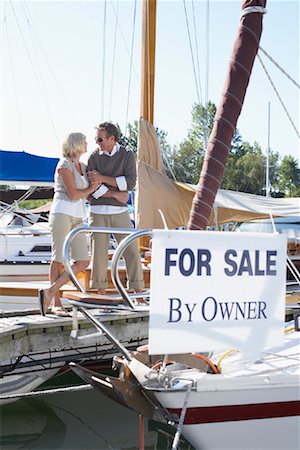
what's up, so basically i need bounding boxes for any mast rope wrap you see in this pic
[240,6,267,18]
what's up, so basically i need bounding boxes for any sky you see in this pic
[1,0,299,163]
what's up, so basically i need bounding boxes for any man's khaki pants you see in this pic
[90,211,144,290]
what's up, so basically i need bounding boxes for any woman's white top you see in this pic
[50,157,88,219]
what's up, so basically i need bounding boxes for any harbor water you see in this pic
[0,371,195,450]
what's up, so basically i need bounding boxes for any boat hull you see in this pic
[176,415,300,449]
[0,369,60,405]
[154,370,300,449]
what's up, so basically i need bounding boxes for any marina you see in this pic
[1,0,300,449]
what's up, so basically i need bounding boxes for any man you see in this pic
[87,121,144,296]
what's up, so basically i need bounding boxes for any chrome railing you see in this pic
[63,226,152,309]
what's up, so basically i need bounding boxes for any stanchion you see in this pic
[139,414,145,450]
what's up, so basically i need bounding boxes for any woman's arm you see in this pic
[59,168,99,201]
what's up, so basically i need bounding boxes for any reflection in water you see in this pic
[1,398,66,449]
[0,378,194,449]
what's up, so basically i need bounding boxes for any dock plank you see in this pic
[0,310,149,365]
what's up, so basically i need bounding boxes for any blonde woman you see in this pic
[38,132,99,316]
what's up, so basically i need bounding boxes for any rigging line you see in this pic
[183,0,201,105]
[108,0,119,119]
[20,1,61,141]
[109,1,139,85]
[124,0,137,135]
[22,1,80,129]
[191,0,203,105]
[203,0,210,151]
[9,1,59,145]
[0,187,36,217]
[3,17,25,149]
[259,46,300,90]
[257,53,300,139]
[100,0,107,121]
[205,0,210,106]
[162,149,177,181]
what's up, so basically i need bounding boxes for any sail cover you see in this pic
[188,0,267,230]
[178,183,300,224]
[0,149,58,186]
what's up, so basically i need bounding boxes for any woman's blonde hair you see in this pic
[62,132,86,158]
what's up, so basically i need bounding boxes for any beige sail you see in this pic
[136,118,194,229]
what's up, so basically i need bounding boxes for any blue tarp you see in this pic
[0,150,59,185]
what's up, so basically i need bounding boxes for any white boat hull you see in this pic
[178,416,300,449]
[155,381,300,449]
[0,368,60,405]
[149,331,300,449]
[0,262,50,282]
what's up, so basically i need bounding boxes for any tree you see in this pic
[163,102,217,183]
[164,140,203,183]
[275,155,300,197]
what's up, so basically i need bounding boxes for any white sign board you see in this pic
[149,230,287,357]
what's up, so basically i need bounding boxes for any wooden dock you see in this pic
[0,307,149,376]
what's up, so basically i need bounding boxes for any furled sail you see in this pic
[188,0,267,230]
[136,118,194,229]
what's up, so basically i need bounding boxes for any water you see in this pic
[0,372,194,450]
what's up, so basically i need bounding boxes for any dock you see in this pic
[0,307,149,376]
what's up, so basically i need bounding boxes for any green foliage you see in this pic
[122,103,298,198]
[274,155,300,197]
[19,199,50,210]
[164,140,203,183]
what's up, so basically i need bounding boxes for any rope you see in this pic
[3,14,24,149]
[22,2,79,129]
[100,0,107,121]
[191,0,203,105]
[240,6,267,19]
[0,383,93,401]
[124,0,137,134]
[108,0,119,119]
[257,53,300,139]
[171,382,192,450]
[10,2,59,145]
[183,0,201,105]
[109,2,139,85]
[205,0,210,106]
[259,46,300,90]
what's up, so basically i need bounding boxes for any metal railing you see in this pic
[62,226,152,309]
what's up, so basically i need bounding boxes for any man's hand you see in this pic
[113,190,129,203]
[102,189,128,203]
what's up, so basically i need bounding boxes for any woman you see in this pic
[38,132,99,316]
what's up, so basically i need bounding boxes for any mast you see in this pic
[188,0,267,230]
[140,0,157,123]
[266,101,271,197]
[136,0,157,234]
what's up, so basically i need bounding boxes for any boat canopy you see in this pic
[136,120,299,228]
[0,150,58,186]
[178,183,300,224]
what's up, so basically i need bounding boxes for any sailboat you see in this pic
[0,150,58,282]
[65,0,300,448]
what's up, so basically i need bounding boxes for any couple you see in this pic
[39,122,144,316]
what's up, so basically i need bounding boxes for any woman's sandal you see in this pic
[38,289,46,316]
[51,306,71,317]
